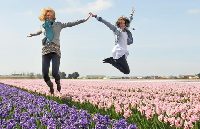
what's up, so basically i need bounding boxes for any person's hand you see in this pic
[85,13,92,21]
[27,34,33,37]
[89,12,97,18]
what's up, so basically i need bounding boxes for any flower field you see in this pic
[0,79,200,129]
[0,82,136,129]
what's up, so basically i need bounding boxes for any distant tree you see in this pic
[67,72,79,79]
[73,72,79,79]
[59,72,66,79]
[36,74,43,79]
[67,74,73,79]
[197,73,200,79]
[29,72,35,78]
[68,74,71,79]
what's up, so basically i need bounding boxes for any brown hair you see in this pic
[116,16,130,28]
[38,7,56,21]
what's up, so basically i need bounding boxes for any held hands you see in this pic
[89,12,97,18]
[85,13,92,21]
[85,12,97,21]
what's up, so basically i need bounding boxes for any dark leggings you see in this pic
[109,55,130,74]
[42,52,60,82]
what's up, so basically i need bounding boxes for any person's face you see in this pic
[45,11,54,21]
[119,19,126,30]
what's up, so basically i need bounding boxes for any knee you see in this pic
[43,73,49,78]
[52,71,60,79]
[42,73,50,82]
[52,72,58,78]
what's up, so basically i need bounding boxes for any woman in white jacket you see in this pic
[90,12,133,74]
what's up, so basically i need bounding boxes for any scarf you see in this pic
[42,20,54,42]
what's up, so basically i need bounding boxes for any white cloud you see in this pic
[187,9,200,15]
[86,0,113,12]
[57,0,113,14]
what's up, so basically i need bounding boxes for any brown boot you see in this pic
[55,80,61,92]
[46,80,54,94]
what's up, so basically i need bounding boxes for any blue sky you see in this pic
[0,0,200,76]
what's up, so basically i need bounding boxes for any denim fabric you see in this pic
[42,52,60,82]
[108,55,130,74]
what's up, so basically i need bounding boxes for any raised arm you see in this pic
[61,13,91,28]
[90,13,120,35]
[129,8,135,23]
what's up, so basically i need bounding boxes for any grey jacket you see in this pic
[31,19,86,46]
[96,17,133,45]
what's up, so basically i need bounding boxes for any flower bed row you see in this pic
[0,83,136,129]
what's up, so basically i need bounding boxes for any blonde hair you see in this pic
[38,7,56,21]
[116,16,130,28]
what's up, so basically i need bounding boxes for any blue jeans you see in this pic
[42,52,60,82]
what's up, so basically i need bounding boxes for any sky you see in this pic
[0,0,200,77]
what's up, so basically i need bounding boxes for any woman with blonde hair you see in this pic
[28,7,91,94]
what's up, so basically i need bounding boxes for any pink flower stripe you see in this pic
[1,79,200,129]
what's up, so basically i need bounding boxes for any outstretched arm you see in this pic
[27,30,42,37]
[90,12,120,35]
[61,13,92,28]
